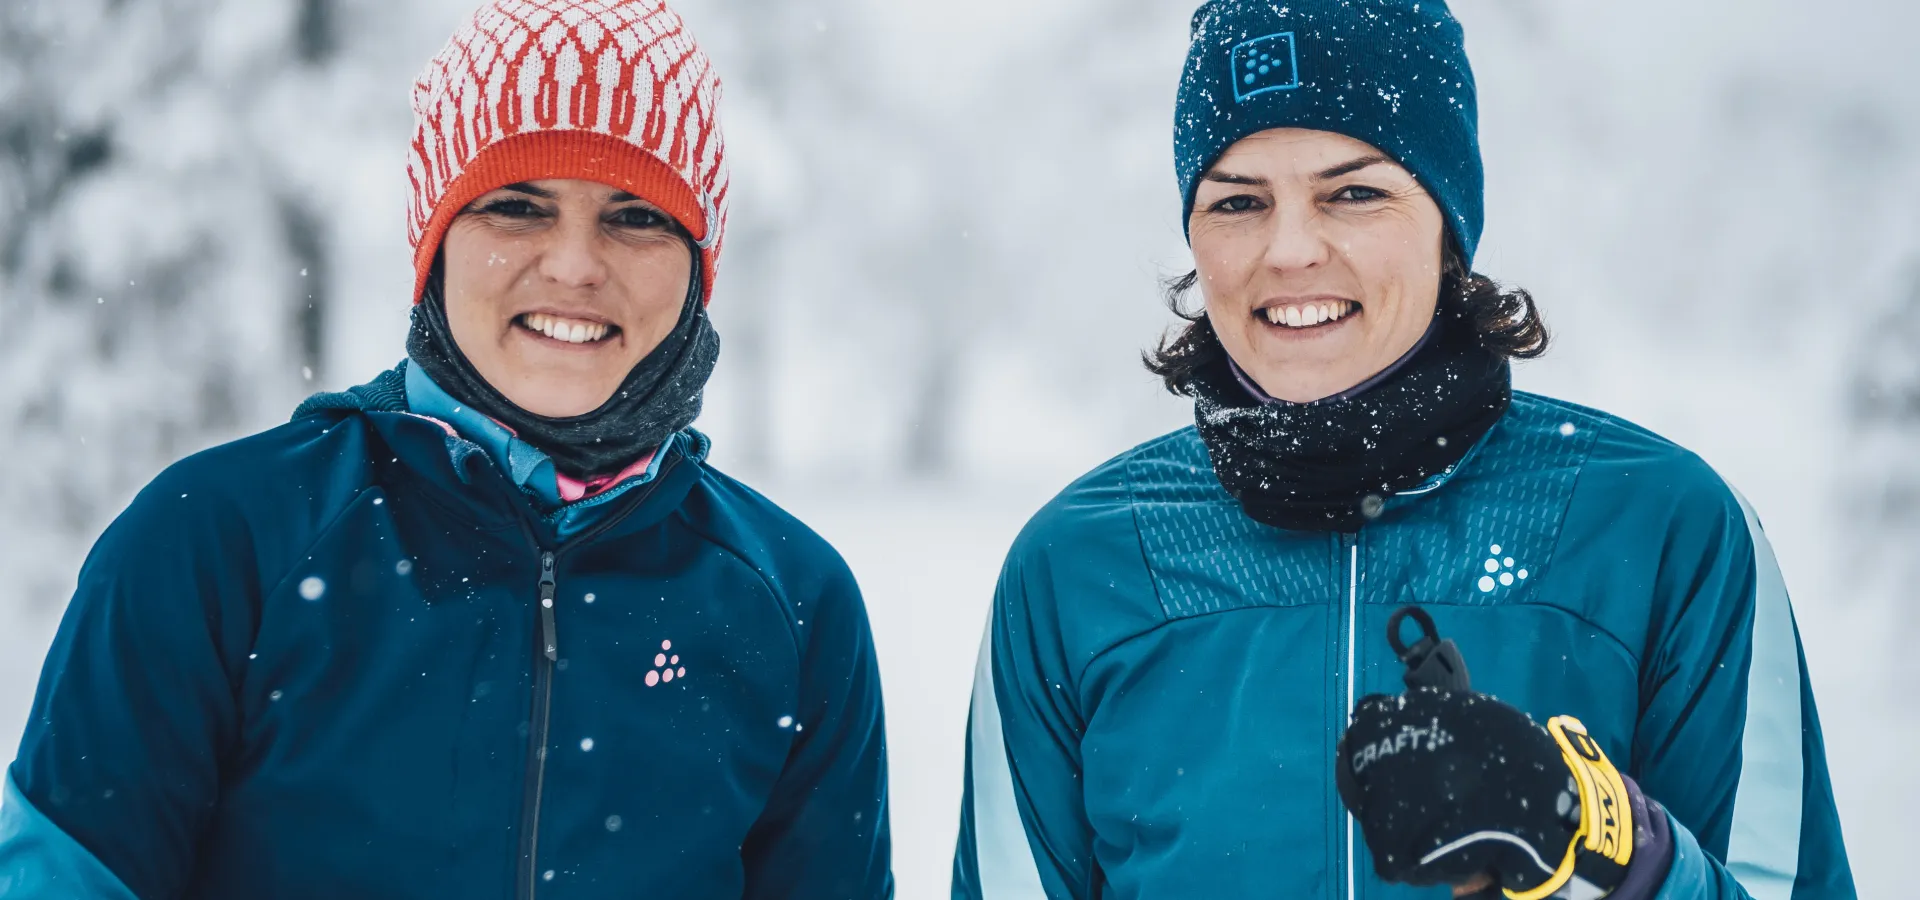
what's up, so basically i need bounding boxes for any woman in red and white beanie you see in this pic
[1,2,894,897]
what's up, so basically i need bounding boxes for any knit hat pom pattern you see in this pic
[407,0,728,302]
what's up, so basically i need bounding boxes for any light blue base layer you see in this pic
[0,767,135,899]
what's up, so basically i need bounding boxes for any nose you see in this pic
[1261,197,1332,273]
[535,212,609,289]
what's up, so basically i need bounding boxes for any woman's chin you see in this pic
[503,384,617,418]
[492,364,624,417]
[492,336,632,416]
[1237,350,1379,404]
[1238,321,1359,374]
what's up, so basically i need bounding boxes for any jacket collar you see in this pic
[1376,410,1496,519]
[295,363,709,546]
[401,361,678,515]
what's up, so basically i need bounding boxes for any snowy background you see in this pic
[2,0,1916,896]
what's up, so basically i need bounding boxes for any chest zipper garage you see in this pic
[514,458,678,900]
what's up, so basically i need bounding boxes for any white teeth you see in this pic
[1263,300,1359,328]
[520,313,610,344]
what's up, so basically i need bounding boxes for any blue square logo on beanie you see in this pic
[1231,32,1298,102]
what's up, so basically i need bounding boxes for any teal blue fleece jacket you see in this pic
[952,392,1852,900]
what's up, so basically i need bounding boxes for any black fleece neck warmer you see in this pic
[405,248,720,480]
[1188,308,1510,532]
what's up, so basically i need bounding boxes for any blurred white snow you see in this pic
[1,0,1915,896]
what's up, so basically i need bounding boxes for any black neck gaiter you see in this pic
[1187,308,1511,532]
[405,249,720,480]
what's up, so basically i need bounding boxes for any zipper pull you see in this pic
[1386,606,1472,693]
[538,551,559,662]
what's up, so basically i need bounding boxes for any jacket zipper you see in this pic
[538,552,559,661]
[515,552,558,896]
[514,456,680,900]
[1342,534,1360,900]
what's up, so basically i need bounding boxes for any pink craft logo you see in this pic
[646,640,685,687]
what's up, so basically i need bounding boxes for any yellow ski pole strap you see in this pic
[1503,716,1635,900]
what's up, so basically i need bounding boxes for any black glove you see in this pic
[1335,609,1637,900]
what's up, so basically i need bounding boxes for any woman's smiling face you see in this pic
[1188,128,1448,403]
[440,178,694,418]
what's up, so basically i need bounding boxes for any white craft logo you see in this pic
[1477,544,1529,593]
[1351,718,1454,774]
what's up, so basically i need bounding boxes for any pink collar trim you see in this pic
[555,449,658,503]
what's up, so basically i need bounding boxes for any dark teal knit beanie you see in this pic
[1175,0,1483,264]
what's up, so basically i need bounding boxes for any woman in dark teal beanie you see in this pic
[953,2,1855,899]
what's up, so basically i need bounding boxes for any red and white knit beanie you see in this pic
[407,0,728,304]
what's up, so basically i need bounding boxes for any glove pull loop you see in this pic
[1387,606,1473,693]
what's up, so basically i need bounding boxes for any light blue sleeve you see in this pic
[952,609,1064,900]
[1638,491,1855,900]
[951,541,1104,900]
[0,767,138,900]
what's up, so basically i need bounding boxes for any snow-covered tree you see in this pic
[0,0,342,609]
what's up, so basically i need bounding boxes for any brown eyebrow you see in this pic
[1201,154,1393,188]
[497,182,554,199]
[1201,171,1267,186]
[510,183,644,204]
[1314,154,1392,181]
